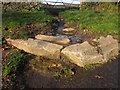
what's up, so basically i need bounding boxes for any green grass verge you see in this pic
[59,9,118,34]
[2,9,53,39]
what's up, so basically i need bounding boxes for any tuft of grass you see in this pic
[2,50,26,77]
[84,64,96,71]
[108,56,117,63]
[53,67,74,78]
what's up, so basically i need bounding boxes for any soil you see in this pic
[2,54,119,89]
[23,56,119,88]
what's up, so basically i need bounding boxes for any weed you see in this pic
[53,72,63,78]
[10,30,30,39]
[84,64,96,71]
[108,56,117,63]
[53,67,74,78]
[2,49,26,77]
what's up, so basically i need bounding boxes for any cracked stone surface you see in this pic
[61,35,119,67]
[6,38,63,60]
[61,41,104,67]
[97,35,119,62]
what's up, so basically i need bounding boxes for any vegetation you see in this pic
[2,2,119,88]
[2,49,26,77]
[59,2,118,35]
[81,2,118,12]
[84,64,96,71]
[53,67,74,78]
[2,9,53,39]
[3,2,41,11]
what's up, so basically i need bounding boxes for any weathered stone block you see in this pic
[35,34,70,45]
[97,35,119,62]
[6,38,63,60]
[61,41,103,67]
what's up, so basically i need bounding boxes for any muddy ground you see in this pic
[2,53,119,89]
[22,57,119,88]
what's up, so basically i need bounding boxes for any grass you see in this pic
[53,67,74,78]
[2,9,53,39]
[84,64,96,71]
[2,49,26,77]
[59,4,118,35]
[81,2,118,12]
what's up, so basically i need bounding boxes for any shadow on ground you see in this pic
[16,55,119,88]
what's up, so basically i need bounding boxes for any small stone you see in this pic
[71,72,74,75]
[62,28,76,35]
[63,28,75,32]
[51,64,57,67]
[57,64,62,67]
[35,34,70,45]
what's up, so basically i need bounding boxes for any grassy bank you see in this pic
[2,9,53,39]
[59,3,118,35]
